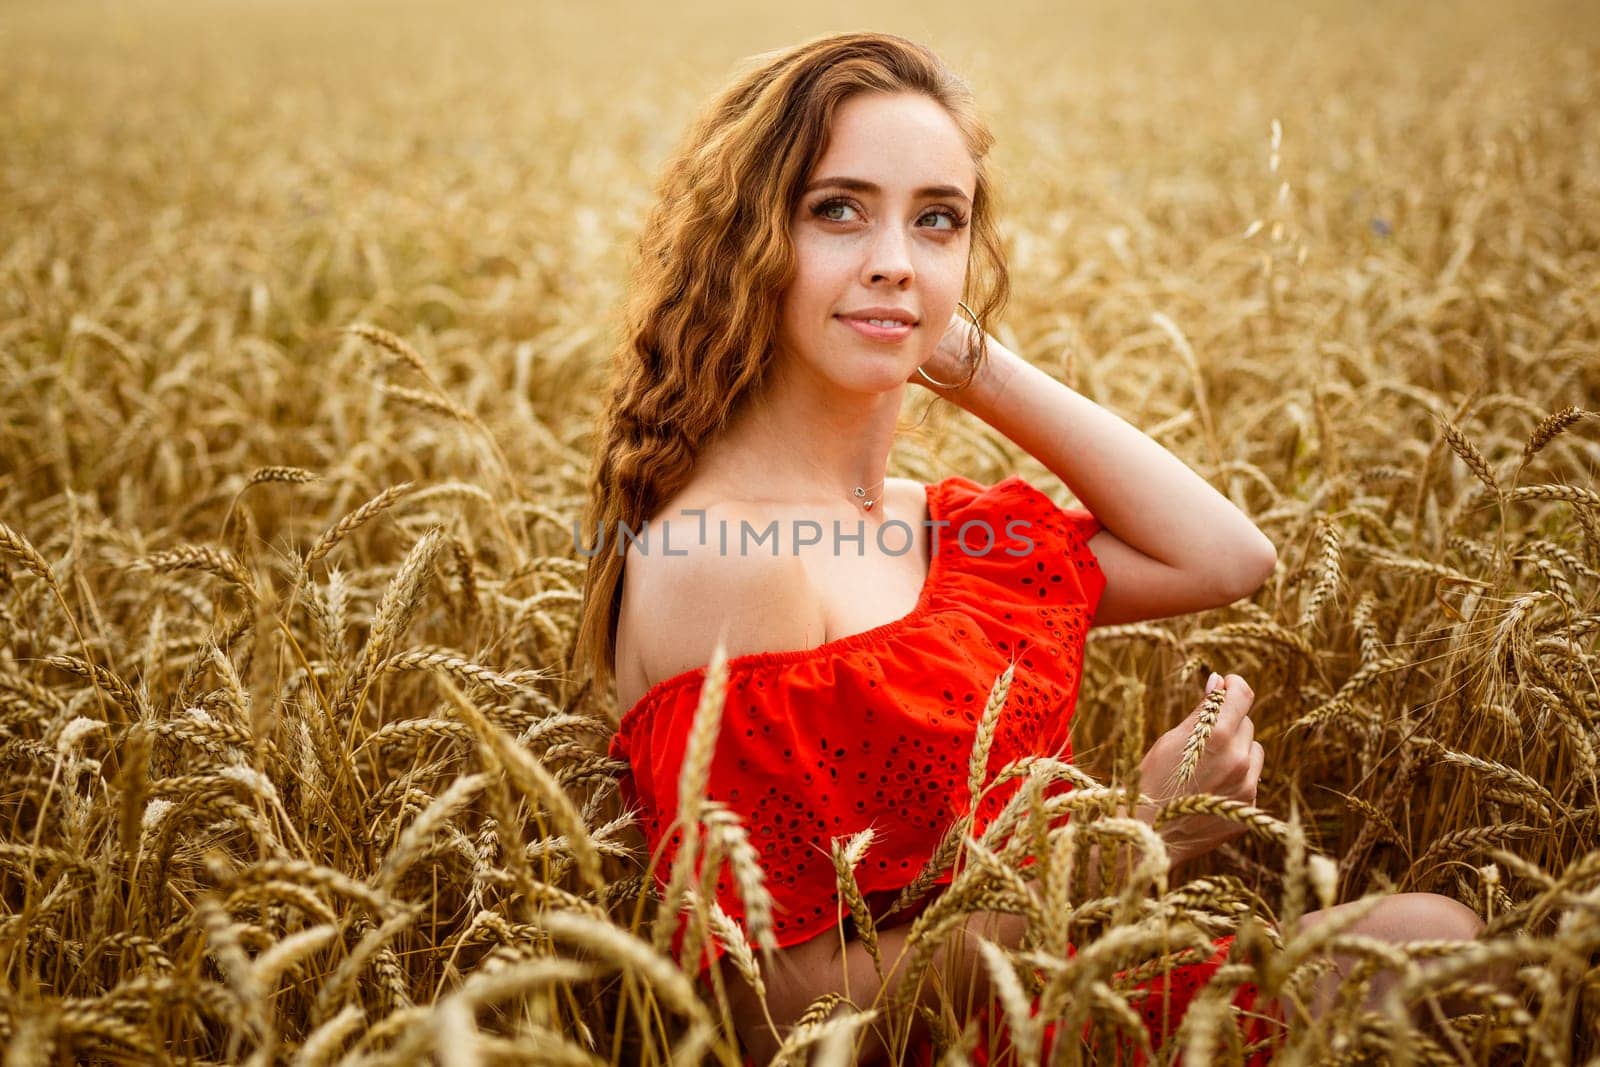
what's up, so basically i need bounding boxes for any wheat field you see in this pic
[1,0,1597,1063]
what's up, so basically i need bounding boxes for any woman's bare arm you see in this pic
[924,337,1277,626]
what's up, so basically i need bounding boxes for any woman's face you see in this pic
[775,90,977,395]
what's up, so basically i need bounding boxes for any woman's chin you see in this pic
[830,355,927,395]
[838,369,914,397]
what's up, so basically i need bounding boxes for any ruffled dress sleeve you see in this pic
[605,474,1105,983]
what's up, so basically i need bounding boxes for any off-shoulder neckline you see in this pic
[618,477,945,729]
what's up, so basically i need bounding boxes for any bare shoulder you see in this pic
[614,498,824,710]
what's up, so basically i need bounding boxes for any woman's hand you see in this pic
[1134,672,1265,867]
[906,304,984,392]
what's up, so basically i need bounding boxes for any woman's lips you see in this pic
[838,316,915,342]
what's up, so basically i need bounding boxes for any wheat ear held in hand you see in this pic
[1174,673,1229,790]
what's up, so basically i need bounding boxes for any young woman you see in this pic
[576,32,1483,1065]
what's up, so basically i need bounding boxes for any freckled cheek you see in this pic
[918,258,967,304]
[787,251,856,312]
[779,272,836,339]
[790,233,965,297]
[797,241,858,279]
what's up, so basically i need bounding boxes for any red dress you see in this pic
[608,475,1285,1064]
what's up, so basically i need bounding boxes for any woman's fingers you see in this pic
[1204,683,1255,752]
[1217,674,1254,734]
[1173,672,1263,799]
[1201,672,1252,702]
[1222,716,1255,783]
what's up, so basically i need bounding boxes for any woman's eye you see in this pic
[920,208,966,230]
[810,198,967,230]
[814,199,860,222]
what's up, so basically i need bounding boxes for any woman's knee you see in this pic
[1372,892,1483,942]
[1295,892,1483,944]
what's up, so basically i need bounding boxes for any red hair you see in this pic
[574,32,1010,692]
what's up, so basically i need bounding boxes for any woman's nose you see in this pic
[862,224,914,286]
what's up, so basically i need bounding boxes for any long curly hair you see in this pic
[573,31,1011,694]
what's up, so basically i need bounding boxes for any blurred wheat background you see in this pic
[2,0,1597,1062]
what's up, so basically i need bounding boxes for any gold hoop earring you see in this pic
[915,301,983,390]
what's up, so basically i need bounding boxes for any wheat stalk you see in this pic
[1413,824,1535,879]
[1439,417,1500,494]
[703,802,778,955]
[346,323,432,377]
[829,827,884,980]
[375,646,547,699]
[1505,483,1600,508]
[1299,516,1344,629]
[0,521,63,593]
[1522,406,1591,462]
[303,481,418,569]
[6,19,1600,1064]
[441,680,604,894]
[650,640,730,959]
[333,526,445,722]
[975,936,1041,1063]
[967,661,1014,808]
[1173,685,1228,790]
[139,546,257,600]
[536,910,713,1027]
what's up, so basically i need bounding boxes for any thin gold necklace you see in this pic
[852,478,886,512]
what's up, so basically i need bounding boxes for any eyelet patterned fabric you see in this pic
[607,474,1285,1062]
[609,475,1098,961]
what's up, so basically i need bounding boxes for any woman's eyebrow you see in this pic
[804,176,972,203]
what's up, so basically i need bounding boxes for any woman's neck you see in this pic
[697,360,905,507]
